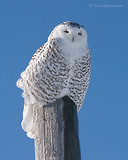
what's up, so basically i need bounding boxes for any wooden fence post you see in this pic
[33,96,81,160]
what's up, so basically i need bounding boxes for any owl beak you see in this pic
[72,36,75,42]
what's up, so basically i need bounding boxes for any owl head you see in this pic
[48,22,87,46]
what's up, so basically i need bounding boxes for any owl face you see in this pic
[49,22,87,45]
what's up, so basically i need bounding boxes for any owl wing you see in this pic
[69,47,91,111]
[17,39,68,106]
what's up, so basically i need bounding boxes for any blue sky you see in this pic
[0,0,128,160]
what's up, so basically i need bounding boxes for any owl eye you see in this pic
[78,32,82,36]
[64,30,69,33]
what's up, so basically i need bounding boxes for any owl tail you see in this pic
[21,103,34,139]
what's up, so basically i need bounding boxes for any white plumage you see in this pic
[17,22,91,138]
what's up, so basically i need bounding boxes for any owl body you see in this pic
[17,22,91,138]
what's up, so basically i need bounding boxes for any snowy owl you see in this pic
[17,22,91,138]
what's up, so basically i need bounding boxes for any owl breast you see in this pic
[59,44,89,99]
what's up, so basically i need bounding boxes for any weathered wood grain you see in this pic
[33,96,81,160]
